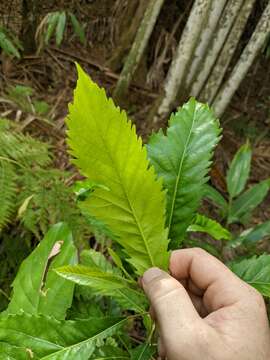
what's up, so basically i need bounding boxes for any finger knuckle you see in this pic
[252,289,265,307]
[192,247,207,256]
[149,277,181,303]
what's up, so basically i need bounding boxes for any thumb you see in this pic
[142,268,201,351]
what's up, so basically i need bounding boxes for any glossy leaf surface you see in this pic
[148,99,221,248]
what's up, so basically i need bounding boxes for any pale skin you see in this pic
[142,248,270,360]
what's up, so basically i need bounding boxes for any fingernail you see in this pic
[143,267,163,284]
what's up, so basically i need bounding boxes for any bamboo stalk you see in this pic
[213,1,270,117]
[152,0,211,123]
[185,0,228,89]
[113,0,165,105]
[190,0,245,98]
[200,0,256,103]
[107,1,149,71]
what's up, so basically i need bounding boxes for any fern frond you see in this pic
[147,99,221,248]
[0,131,51,168]
[17,168,90,239]
[66,64,169,274]
[0,160,17,230]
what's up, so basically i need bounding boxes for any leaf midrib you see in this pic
[167,107,196,234]
[94,119,155,268]
[41,318,127,359]
[116,288,146,313]
[137,342,149,360]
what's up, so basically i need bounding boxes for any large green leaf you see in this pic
[147,99,221,248]
[66,64,169,274]
[7,223,77,320]
[130,343,156,359]
[228,180,270,224]
[56,265,147,313]
[226,142,251,199]
[0,313,126,359]
[228,221,270,248]
[230,254,270,297]
[188,214,231,241]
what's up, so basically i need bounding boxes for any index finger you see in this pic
[170,248,255,312]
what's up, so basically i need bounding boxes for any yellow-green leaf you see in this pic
[66,64,169,274]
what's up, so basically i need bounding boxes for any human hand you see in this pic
[142,248,270,360]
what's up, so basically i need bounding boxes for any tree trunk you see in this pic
[113,0,165,106]
[152,0,211,123]
[21,0,40,53]
[200,0,256,104]
[213,1,270,117]
[190,0,245,98]
[185,0,228,90]
[107,0,148,71]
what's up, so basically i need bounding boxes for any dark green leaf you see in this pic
[230,254,270,297]
[147,98,221,248]
[228,180,270,224]
[226,142,251,199]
